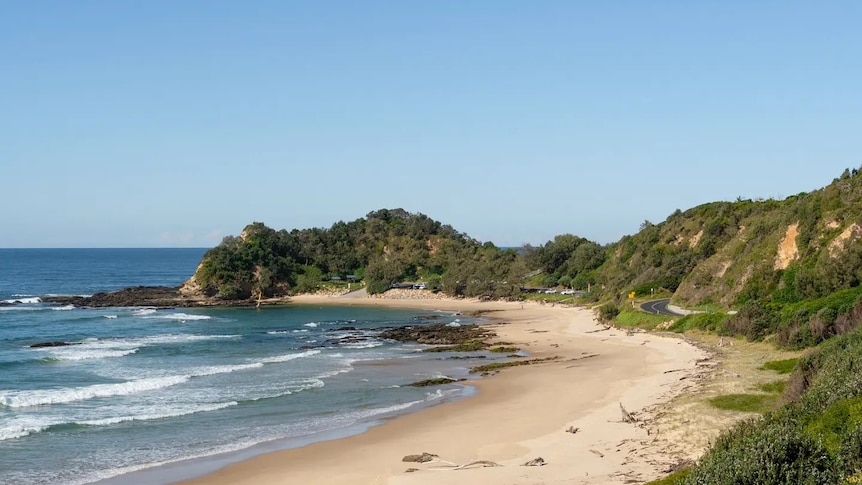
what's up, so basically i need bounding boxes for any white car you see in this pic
[560,289,575,295]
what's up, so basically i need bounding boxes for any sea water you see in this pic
[0,249,489,484]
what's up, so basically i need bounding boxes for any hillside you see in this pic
[594,168,862,304]
[181,209,526,301]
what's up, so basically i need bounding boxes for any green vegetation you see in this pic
[709,393,779,414]
[761,358,799,375]
[522,234,604,291]
[614,308,674,329]
[192,209,530,300]
[185,163,862,483]
[657,325,862,484]
[758,380,787,394]
[667,312,732,333]
[644,468,691,485]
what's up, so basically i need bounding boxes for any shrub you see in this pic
[598,302,620,322]
[684,416,838,484]
[669,313,731,333]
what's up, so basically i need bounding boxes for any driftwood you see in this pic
[620,403,637,424]
[565,353,600,368]
[566,426,580,434]
[721,369,741,378]
[590,449,605,458]
[452,460,501,470]
[523,457,546,466]
[586,326,611,334]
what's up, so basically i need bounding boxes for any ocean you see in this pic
[0,249,489,485]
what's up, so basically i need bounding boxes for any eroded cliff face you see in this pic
[178,262,206,298]
[774,223,800,270]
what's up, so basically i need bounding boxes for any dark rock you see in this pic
[523,457,546,466]
[329,336,367,345]
[30,341,80,348]
[41,286,209,308]
[378,324,494,346]
[407,377,465,387]
[413,315,438,321]
[330,326,357,331]
[299,345,325,350]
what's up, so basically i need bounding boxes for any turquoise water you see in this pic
[0,249,488,484]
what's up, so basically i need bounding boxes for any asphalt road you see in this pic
[640,298,684,316]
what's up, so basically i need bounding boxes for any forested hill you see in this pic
[594,168,862,308]
[183,167,862,347]
[181,209,527,300]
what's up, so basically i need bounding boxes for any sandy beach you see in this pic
[177,294,709,485]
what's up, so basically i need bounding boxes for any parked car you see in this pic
[560,289,575,295]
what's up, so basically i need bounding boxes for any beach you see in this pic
[177,294,708,485]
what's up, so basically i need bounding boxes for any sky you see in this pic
[1,1,860,248]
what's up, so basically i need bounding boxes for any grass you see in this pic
[758,380,787,394]
[614,308,676,329]
[644,468,691,485]
[708,393,778,414]
[760,357,798,374]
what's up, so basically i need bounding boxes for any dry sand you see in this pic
[177,294,710,485]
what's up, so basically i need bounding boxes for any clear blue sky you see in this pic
[2,1,859,248]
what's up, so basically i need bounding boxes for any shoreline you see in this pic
[169,294,709,485]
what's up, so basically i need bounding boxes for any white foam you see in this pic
[104,315,118,319]
[356,399,423,418]
[3,297,41,304]
[130,334,240,345]
[266,330,288,335]
[145,313,212,321]
[52,304,75,311]
[188,363,264,377]
[258,350,321,364]
[77,401,239,427]
[0,416,55,441]
[425,388,461,401]
[42,347,139,362]
[303,322,318,328]
[446,321,461,327]
[0,376,189,408]
[132,308,157,316]
[63,438,264,485]
[341,340,384,349]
